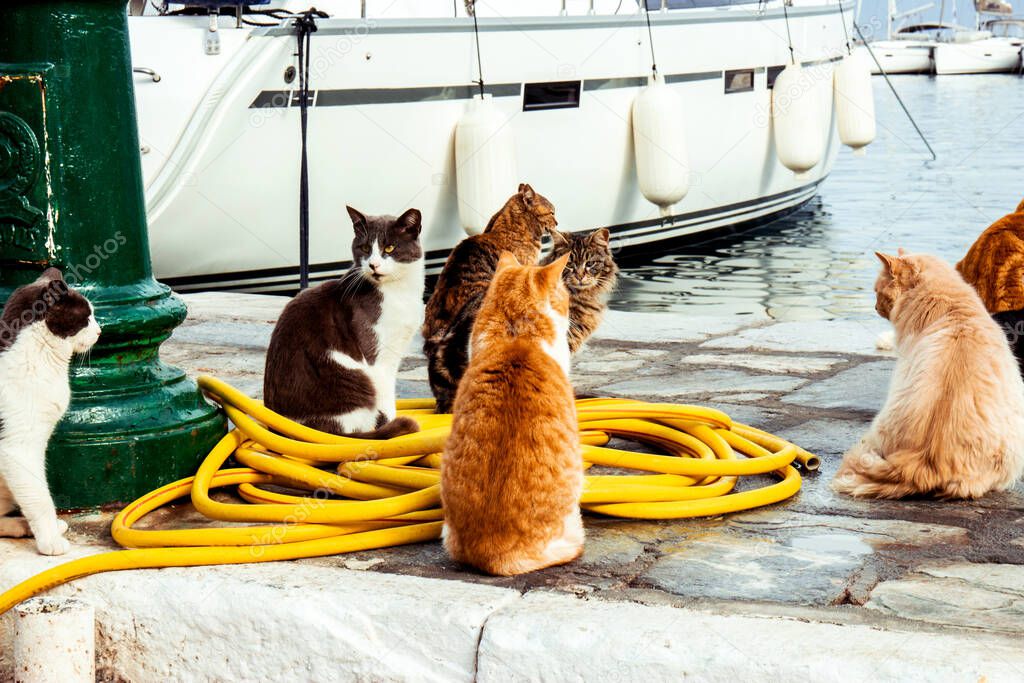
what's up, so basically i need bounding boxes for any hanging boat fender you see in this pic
[833,50,876,156]
[771,63,825,178]
[454,94,518,235]
[631,73,690,217]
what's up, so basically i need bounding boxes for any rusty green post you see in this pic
[0,0,227,507]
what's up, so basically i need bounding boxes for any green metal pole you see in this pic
[0,0,227,508]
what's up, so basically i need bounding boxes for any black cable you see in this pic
[643,3,659,78]
[469,0,485,98]
[854,21,936,160]
[782,0,795,65]
[837,0,852,55]
[295,9,319,290]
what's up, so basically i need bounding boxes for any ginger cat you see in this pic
[956,199,1024,373]
[834,251,1024,499]
[422,184,558,413]
[956,199,1024,314]
[441,251,583,576]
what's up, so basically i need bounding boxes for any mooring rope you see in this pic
[469,0,486,99]
[643,2,660,78]
[781,0,796,65]
[294,10,319,290]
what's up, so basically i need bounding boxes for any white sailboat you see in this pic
[858,0,1023,74]
[129,0,861,293]
[856,1,937,74]
[932,0,1023,73]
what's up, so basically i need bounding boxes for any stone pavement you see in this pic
[2,293,1023,681]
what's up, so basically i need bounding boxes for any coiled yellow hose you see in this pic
[0,376,817,615]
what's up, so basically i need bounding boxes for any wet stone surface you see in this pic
[59,293,1024,637]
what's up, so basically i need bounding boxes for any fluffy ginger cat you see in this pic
[834,251,1024,499]
[441,251,583,576]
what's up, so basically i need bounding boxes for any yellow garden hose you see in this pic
[0,375,817,615]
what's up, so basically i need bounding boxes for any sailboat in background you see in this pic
[932,0,1023,73]
[856,0,938,74]
[858,0,1023,74]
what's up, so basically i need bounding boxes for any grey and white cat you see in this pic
[263,206,425,437]
[0,269,101,555]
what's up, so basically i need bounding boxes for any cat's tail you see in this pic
[346,416,420,440]
[832,448,919,499]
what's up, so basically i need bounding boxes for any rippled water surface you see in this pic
[611,76,1024,321]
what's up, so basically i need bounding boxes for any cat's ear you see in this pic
[540,252,570,289]
[496,251,520,272]
[549,229,570,251]
[37,268,64,283]
[875,251,897,274]
[897,247,907,257]
[589,228,610,249]
[396,208,422,238]
[518,183,535,206]
[346,206,367,234]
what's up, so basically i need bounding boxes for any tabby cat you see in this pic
[441,251,583,575]
[956,199,1024,372]
[0,269,101,555]
[264,207,423,437]
[422,184,557,413]
[834,251,1024,499]
[541,228,618,353]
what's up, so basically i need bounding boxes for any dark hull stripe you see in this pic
[247,57,841,111]
[164,181,821,295]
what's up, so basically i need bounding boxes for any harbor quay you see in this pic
[1,293,1022,681]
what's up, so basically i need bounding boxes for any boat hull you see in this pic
[130,5,849,294]
[857,42,934,74]
[933,38,1022,74]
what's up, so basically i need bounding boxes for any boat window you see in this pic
[724,69,754,94]
[523,81,582,111]
[766,66,786,89]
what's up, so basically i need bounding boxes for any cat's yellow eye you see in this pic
[384,245,395,254]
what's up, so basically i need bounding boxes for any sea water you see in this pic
[612,75,1024,321]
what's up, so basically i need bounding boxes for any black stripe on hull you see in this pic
[164,181,822,295]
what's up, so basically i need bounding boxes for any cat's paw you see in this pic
[875,330,896,351]
[34,533,71,556]
[28,517,72,555]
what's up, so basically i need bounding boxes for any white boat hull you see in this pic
[933,38,1022,74]
[857,41,934,74]
[130,2,850,293]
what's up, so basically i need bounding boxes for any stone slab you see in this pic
[0,542,519,682]
[477,592,1024,682]
[180,292,288,324]
[599,369,807,399]
[592,311,765,344]
[679,352,846,374]
[866,563,1024,634]
[781,361,894,412]
[639,511,967,605]
[701,320,890,356]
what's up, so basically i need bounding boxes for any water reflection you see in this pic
[612,75,1024,321]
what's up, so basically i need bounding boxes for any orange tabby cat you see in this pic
[956,199,1024,313]
[834,251,1024,499]
[441,251,582,576]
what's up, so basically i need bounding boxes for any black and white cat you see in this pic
[0,269,101,555]
[264,206,425,437]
